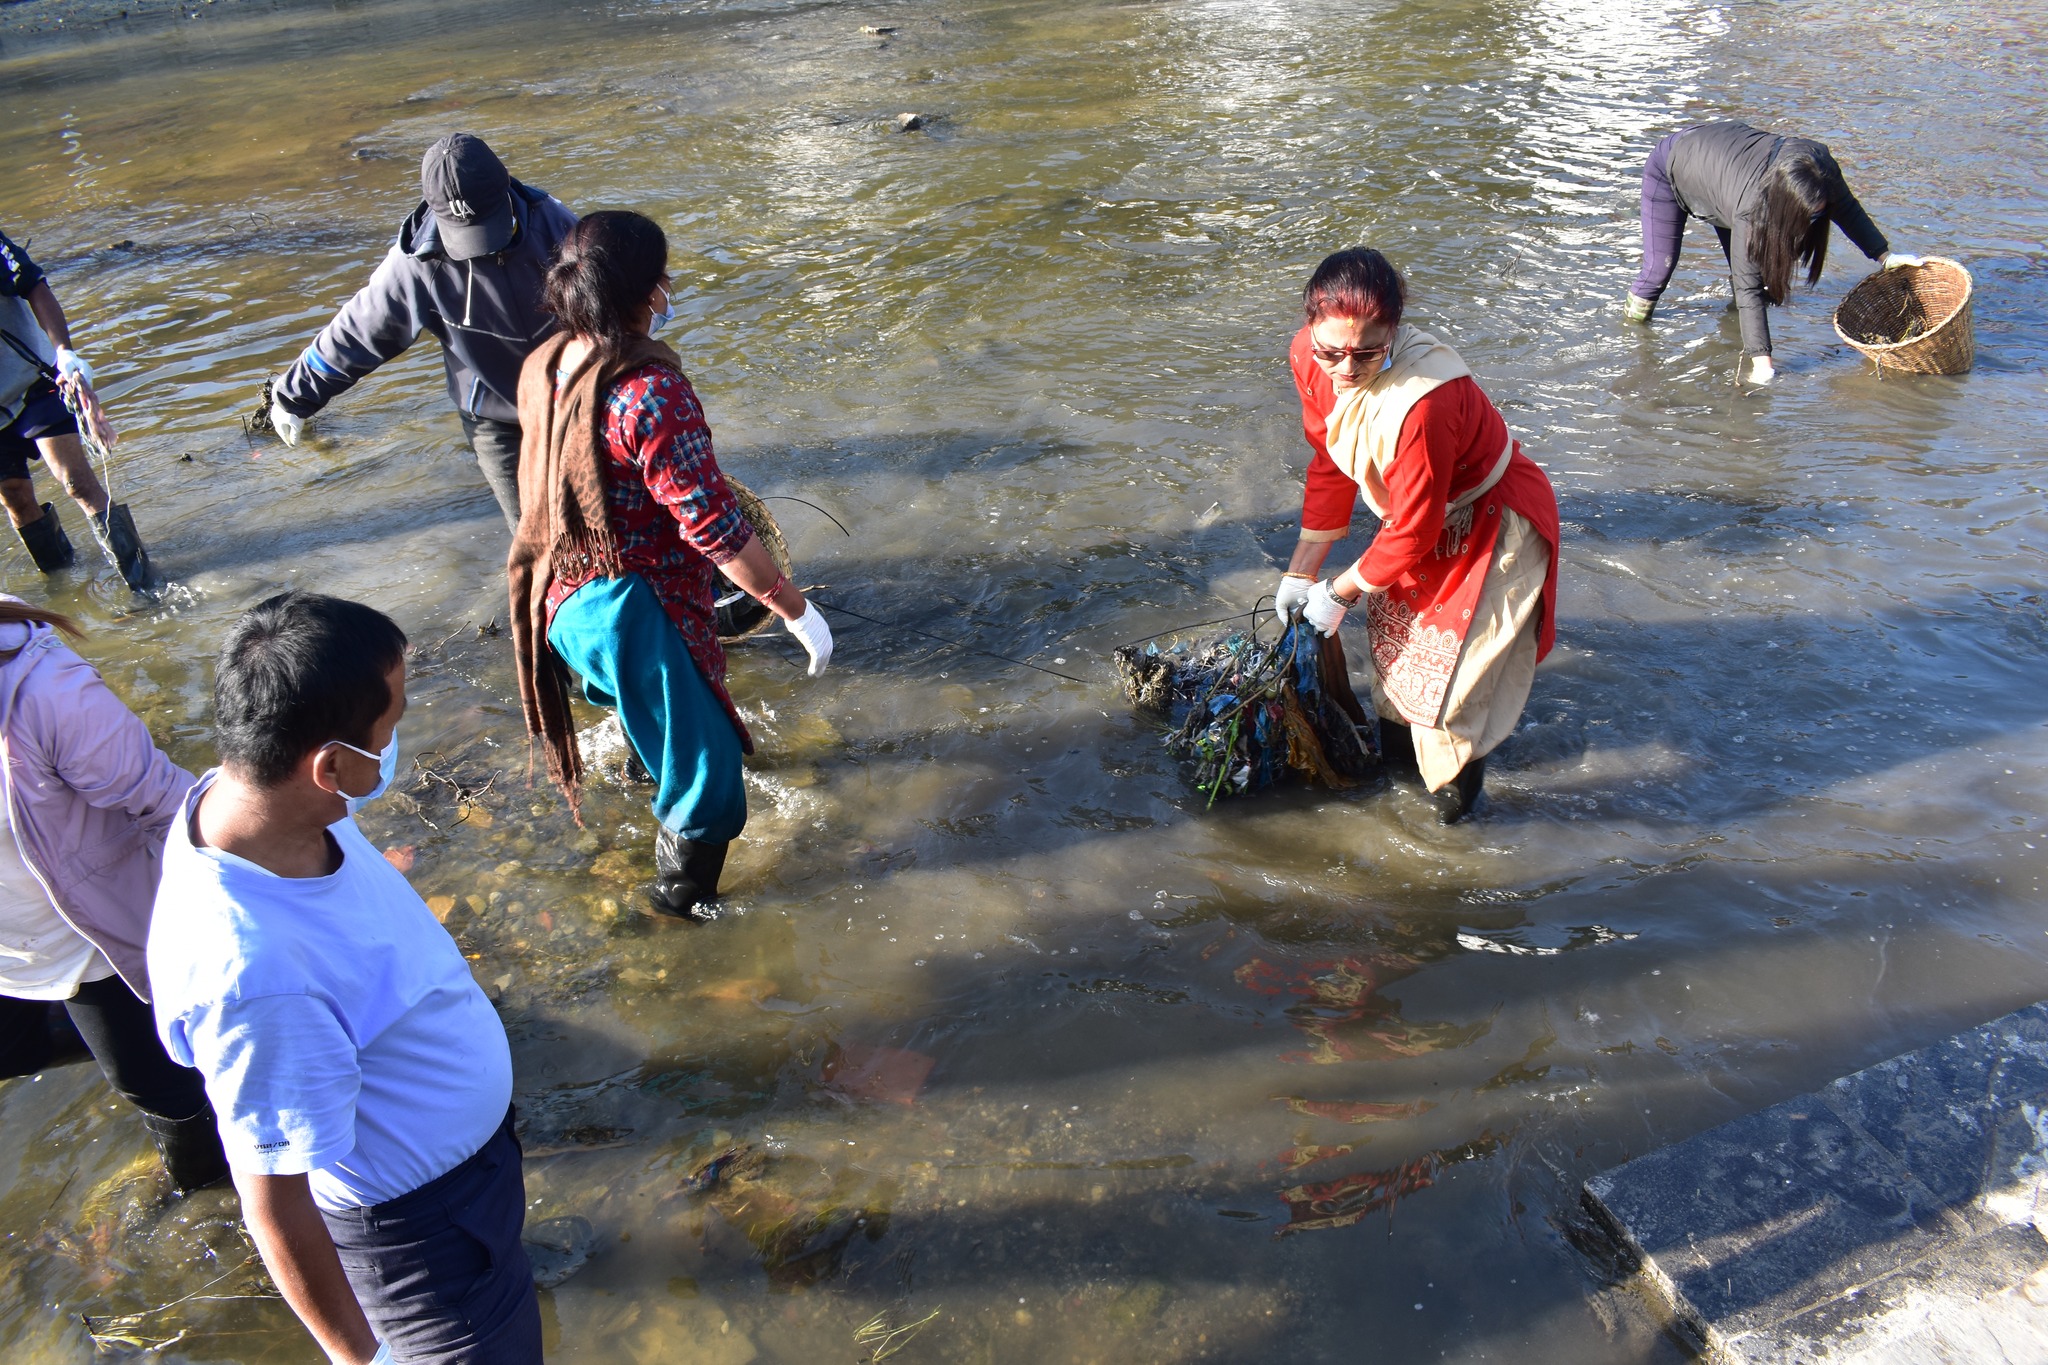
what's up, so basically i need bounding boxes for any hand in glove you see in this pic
[53,347,92,391]
[1744,354,1775,386]
[1302,579,1356,637]
[1881,252,1925,270]
[52,349,117,446]
[783,601,833,676]
[1274,573,1314,619]
[270,400,305,446]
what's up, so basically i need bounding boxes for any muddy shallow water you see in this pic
[2,0,2045,1360]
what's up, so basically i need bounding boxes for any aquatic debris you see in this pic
[522,1215,596,1289]
[1456,924,1638,956]
[80,1252,275,1353]
[680,1143,895,1288]
[822,1041,936,1107]
[855,1306,941,1362]
[1276,1156,1438,1237]
[1275,1096,1436,1125]
[1113,619,1374,804]
[896,112,924,131]
[687,1144,765,1193]
[240,376,280,437]
[1274,1130,1503,1237]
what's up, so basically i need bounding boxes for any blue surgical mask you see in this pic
[329,729,400,815]
[648,285,674,337]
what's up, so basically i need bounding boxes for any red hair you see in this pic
[1303,247,1406,327]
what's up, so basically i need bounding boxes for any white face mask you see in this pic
[648,284,674,337]
[327,729,400,815]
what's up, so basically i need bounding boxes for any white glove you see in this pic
[783,601,833,676]
[1881,252,1925,270]
[1623,293,1655,323]
[53,347,92,388]
[1745,354,1775,385]
[1274,574,1314,619]
[1302,579,1353,637]
[270,400,304,446]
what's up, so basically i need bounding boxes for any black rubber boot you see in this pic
[1431,755,1487,825]
[141,1106,230,1195]
[1378,716,1421,776]
[16,503,75,571]
[90,503,154,593]
[649,824,730,921]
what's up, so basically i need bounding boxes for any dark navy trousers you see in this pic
[319,1110,542,1364]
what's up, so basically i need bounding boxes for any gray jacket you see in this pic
[0,228,55,426]
[1667,121,1889,355]
[273,180,577,427]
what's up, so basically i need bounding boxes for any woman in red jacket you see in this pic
[1274,249,1560,823]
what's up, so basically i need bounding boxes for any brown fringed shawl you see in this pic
[507,330,683,821]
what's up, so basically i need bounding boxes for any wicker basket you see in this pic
[714,476,794,641]
[1832,257,1974,375]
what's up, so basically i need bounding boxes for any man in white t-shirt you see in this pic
[148,592,539,1365]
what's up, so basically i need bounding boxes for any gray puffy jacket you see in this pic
[273,180,577,426]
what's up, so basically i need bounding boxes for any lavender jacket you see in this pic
[0,614,194,1001]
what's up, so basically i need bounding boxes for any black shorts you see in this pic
[0,380,77,482]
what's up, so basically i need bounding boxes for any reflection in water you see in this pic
[1276,1131,1504,1237]
[2,0,2045,1360]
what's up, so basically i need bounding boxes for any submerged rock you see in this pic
[896,111,925,131]
[523,1214,596,1289]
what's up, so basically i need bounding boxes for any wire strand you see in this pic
[809,594,1096,686]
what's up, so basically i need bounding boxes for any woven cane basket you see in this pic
[1833,257,1974,375]
[714,476,793,641]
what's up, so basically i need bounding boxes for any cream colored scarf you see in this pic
[1321,323,1470,518]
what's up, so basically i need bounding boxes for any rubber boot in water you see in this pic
[1431,755,1487,825]
[1378,716,1421,776]
[90,503,154,593]
[141,1105,230,1195]
[16,503,75,572]
[650,824,729,921]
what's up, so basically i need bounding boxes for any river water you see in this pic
[2,0,2044,1359]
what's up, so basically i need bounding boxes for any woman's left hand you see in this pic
[1302,579,1354,637]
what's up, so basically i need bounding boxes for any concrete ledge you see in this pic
[1583,1002,2048,1362]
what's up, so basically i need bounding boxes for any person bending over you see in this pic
[1623,119,1920,383]
[265,133,576,531]
[1273,248,1561,824]
[508,210,832,919]
[149,592,539,1365]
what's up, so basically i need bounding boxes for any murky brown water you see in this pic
[2,0,2045,1359]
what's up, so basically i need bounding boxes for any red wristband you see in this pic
[750,572,789,605]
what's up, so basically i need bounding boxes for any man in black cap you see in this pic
[265,133,576,531]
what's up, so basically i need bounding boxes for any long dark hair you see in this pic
[541,211,668,366]
[0,600,83,641]
[1752,152,1838,305]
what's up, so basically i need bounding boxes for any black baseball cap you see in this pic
[421,132,515,260]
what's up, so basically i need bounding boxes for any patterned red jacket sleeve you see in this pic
[626,368,755,566]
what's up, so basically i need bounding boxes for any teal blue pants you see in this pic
[547,575,747,843]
